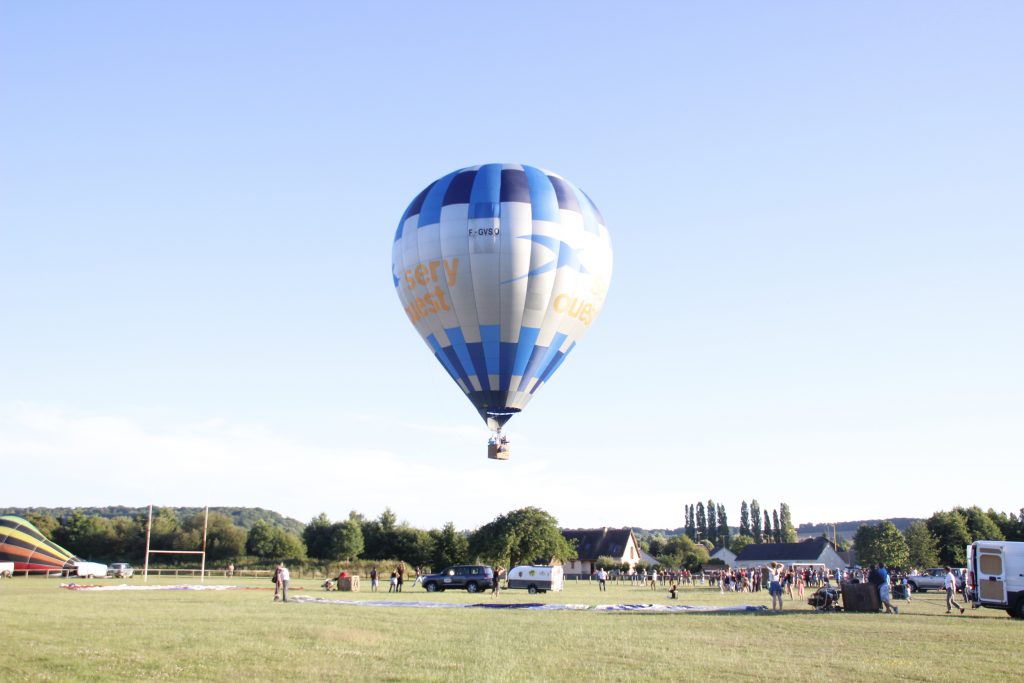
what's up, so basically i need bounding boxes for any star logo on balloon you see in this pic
[501,234,588,284]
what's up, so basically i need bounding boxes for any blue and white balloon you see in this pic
[391,164,613,431]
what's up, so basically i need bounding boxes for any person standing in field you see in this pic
[370,566,379,592]
[768,563,784,611]
[945,566,965,615]
[491,565,504,597]
[389,570,398,592]
[274,562,290,603]
[596,567,608,591]
[878,564,898,615]
[396,563,405,593]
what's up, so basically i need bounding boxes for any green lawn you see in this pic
[1,575,1019,681]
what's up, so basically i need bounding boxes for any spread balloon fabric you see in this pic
[392,164,613,430]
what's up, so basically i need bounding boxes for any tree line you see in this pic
[682,499,798,552]
[854,505,1024,569]
[13,506,577,572]
[3,506,305,536]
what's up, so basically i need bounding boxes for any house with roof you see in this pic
[732,537,846,572]
[709,546,737,567]
[561,527,642,577]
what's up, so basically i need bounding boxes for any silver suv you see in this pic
[907,568,963,593]
[421,565,494,593]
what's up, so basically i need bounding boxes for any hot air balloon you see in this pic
[391,164,613,459]
[0,515,105,577]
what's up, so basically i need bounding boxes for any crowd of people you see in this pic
[587,563,967,615]
[590,565,842,595]
[275,559,969,617]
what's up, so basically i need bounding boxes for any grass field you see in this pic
[1,575,1020,681]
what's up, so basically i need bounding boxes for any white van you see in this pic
[506,565,563,594]
[967,540,1024,618]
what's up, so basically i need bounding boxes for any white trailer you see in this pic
[506,565,563,594]
[74,561,108,579]
[967,540,1024,618]
[0,561,13,578]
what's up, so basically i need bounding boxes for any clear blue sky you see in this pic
[2,2,1021,531]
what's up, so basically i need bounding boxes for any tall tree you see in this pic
[303,513,336,563]
[730,534,755,556]
[772,510,782,543]
[24,512,60,539]
[377,507,398,533]
[696,503,707,542]
[854,521,910,568]
[53,510,113,561]
[646,535,666,556]
[955,506,1005,541]
[763,510,772,543]
[331,513,365,562]
[655,534,710,572]
[146,507,182,553]
[468,507,576,568]
[246,520,306,562]
[389,525,432,566]
[707,500,718,546]
[903,520,940,568]
[717,504,730,547]
[178,511,245,564]
[108,516,144,562]
[685,505,696,540]
[750,500,762,544]
[986,509,1024,541]
[927,510,972,566]
[429,522,469,569]
[778,503,797,543]
[739,501,751,538]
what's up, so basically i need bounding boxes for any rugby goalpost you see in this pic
[143,504,208,583]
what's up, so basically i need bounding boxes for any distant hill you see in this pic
[798,518,921,542]
[0,506,305,536]
[633,527,687,538]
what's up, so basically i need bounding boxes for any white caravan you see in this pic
[967,540,1024,618]
[506,565,563,594]
[73,561,108,578]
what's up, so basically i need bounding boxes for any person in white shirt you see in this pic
[595,567,607,591]
[275,562,290,603]
[944,566,964,615]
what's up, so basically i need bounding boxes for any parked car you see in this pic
[108,562,134,578]
[421,565,493,593]
[907,568,964,593]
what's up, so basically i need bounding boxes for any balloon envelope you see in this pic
[392,164,613,430]
[0,515,79,572]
